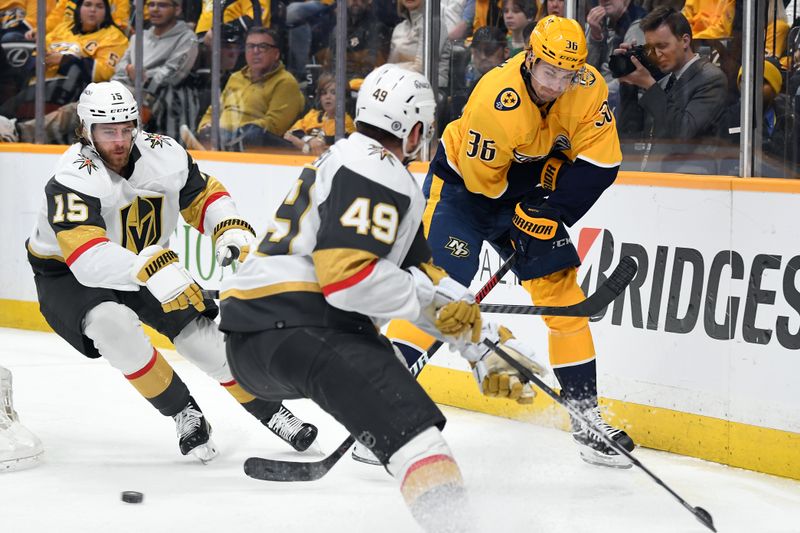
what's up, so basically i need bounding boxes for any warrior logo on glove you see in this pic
[511,205,558,239]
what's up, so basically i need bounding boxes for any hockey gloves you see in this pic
[456,323,547,404]
[212,218,256,267]
[133,245,205,313]
[410,262,482,343]
[509,201,566,260]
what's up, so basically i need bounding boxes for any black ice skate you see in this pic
[572,406,635,469]
[264,405,318,452]
[173,398,218,463]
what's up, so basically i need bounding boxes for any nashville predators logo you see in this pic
[73,155,98,174]
[576,68,596,87]
[144,132,171,149]
[120,196,163,253]
[445,236,470,258]
[494,88,520,111]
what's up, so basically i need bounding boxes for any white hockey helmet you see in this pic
[355,65,436,159]
[76,80,139,149]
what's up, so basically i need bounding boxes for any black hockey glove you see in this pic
[509,201,569,260]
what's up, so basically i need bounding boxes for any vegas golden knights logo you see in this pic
[120,196,163,252]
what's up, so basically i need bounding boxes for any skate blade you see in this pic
[351,449,381,466]
[0,450,43,472]
[577,445,633,469]
[190,440,219,464]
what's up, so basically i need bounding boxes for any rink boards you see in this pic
[1,144,798,481]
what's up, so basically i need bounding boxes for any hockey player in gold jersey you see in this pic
[26,81,318,462]
[388,15,636,468]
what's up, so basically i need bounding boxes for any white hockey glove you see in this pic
[455,323,546,404]
[409,263,481,343]
[132,245,205,313]
[212,218,256,267]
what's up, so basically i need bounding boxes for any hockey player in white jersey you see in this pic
[0,366,43,472]
[219,65,546,532]
[25,81,318,462]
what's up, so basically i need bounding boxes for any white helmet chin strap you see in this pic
[401,122,428,161]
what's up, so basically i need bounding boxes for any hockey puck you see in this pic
[121,491,144,504]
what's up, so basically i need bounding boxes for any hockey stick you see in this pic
[478,255,638,317]
[484,338,717,533]
[243,254,518,482]
[202,254,518,304]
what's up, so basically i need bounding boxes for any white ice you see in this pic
[1,327,799,533]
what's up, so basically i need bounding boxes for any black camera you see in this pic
[608,45,655,78]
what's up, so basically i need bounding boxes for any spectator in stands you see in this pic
[180,27,304,151]
[283,72,355,155]
[720,60,796,174]
[388,0,451,90]
[112,0,198,140]
[447,25,507,121]
[682,0,735,40]
[195,0,270,44]
[285,0,336,80]
[0,102,78,144]
[765,0,789,58]
[317,0,391,82]
[464,25,508,89]
[536,0,563,19]
[27,0,129,39]
[0,0,128,119]
[586,0,646,111]
[471,0,504,32]
[616,6,727,173]
[502,0,535,57]
[0,0,42,42]
[442,0,474,41]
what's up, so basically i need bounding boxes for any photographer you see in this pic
[585,0,646,111]
[613,6,727,173]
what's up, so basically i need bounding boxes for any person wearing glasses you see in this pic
[386,15,636,469]
[111,0,198,141]
[181,26,303,152]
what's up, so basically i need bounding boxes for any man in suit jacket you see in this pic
[615,6,728,173]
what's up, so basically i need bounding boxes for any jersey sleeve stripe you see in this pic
[65,237,110,266]
[321,258,377,296]
[179,174,230,233]
[198,191,230,232]
[57,225,109,264]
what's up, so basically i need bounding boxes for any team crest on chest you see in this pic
[144,132,171,149]
[445,236,470,257]
[120,196,164,253]
[73,155,99,174]
[494,88,520,111]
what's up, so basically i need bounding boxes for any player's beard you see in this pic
[97,142,132,173]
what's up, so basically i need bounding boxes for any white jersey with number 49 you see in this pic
[219,132,434,332]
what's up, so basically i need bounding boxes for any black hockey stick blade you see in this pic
[479,255,637,316]
[244,436,356,482]
[483,338,716,532]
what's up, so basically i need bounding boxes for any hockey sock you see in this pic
[388,427,472,533]
[552,359,598,412]
[125,348,191,417]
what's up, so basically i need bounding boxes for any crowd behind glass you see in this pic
[0,0,797,178]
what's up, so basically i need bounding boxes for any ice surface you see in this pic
[1,327,799,532]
